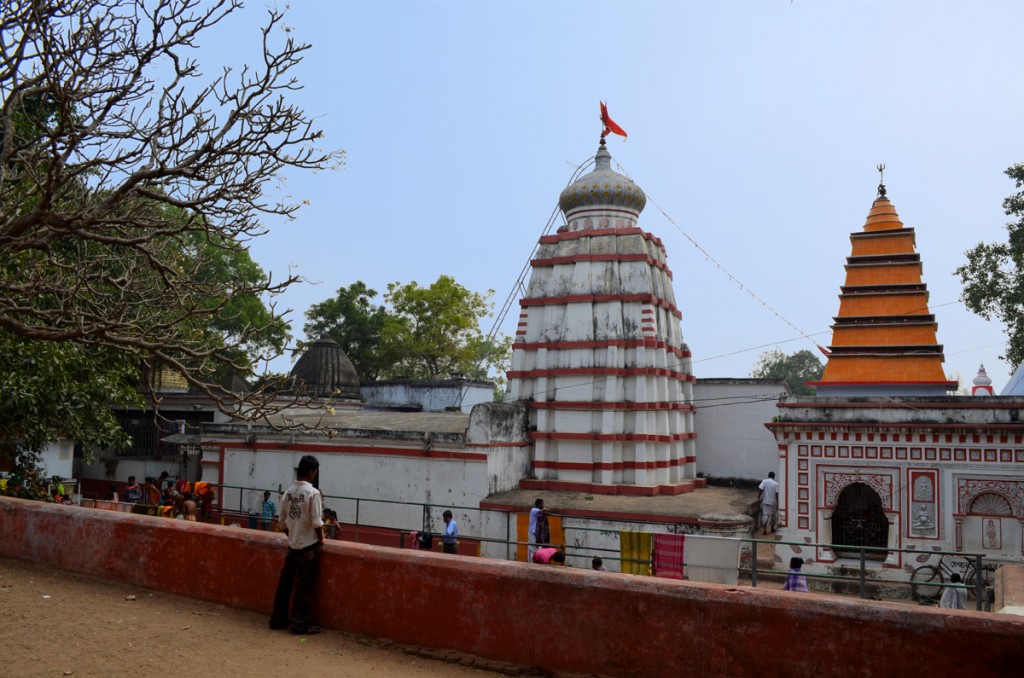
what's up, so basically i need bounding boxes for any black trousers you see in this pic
[270,543,320,631]
[442,542,458,554]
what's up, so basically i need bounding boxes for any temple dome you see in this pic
[558,138,646,217]
[972,364,994,396]
[289,335,361,399]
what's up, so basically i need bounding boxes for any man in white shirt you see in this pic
[441,510,459,554]
[269,455,324,635]
[758,471,780,535]
[939,573,968,610]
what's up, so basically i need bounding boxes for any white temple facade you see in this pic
[506,139,699,496]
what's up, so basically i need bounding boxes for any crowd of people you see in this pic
[102,471,215,521]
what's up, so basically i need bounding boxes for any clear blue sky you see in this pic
[199,0,1024,390]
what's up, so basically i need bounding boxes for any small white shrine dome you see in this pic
[972,364,994,396]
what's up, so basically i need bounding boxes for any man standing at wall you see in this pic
[270,455,324,635]
[758,471,780,535]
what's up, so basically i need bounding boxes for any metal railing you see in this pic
[208,483,998,610]
[743,537,994,611]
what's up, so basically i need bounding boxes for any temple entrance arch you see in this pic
[831,482,889,559]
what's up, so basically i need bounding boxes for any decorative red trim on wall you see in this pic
[533,459,685,471]
[507,367,695,381]
[539,226,665,251]
[530,431,697,443]
[519,292,682,319]
[210,441,488,462]
[517,478,696,497]
[528,401,696,412]
[511,339,690,358]
[464,441,530,448]
[776,400,1024,410]
[769,425,1024,439]
[531,253,673,280]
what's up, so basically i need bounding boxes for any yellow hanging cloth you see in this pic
[619,530,652,575]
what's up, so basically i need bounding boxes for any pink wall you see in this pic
[2,497,1022,677]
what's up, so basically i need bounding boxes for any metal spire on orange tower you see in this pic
[810,171,958,396]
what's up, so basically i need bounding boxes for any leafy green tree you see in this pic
[0,448,54,501]
[0,332,140,454]
[303,282,399,381]
[0,0,341,438]
[384,276,498,380]
[751,349,824,396]
[184,231,291,369]
[304,276,512,386]
[957,164,1024,369]
[465,333,515,401]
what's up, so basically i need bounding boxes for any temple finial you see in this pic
[876,163,887,198]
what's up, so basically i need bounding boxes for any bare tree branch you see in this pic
[0,0,346,427]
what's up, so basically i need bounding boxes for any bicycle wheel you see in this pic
[911,565,943,602]
[960,565,979,600]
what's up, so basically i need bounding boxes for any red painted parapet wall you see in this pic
[2,497,1022,677]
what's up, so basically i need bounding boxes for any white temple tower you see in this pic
[506,138,699,496]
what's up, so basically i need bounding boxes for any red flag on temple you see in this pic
[600,101,627,139]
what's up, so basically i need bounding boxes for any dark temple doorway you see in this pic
[832,482,889,559]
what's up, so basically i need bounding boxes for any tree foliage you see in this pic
[384,276,499,380]
[0,448,55,501]
[0,0,343,447]
[957,164,1024,369]
[304,276,511,386]
[751,348,824,396]
[303,281,399,381]
[0,331,140,453]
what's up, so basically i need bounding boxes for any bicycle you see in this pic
[910,553,996,603]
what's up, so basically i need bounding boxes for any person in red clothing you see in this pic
[532,547,565,565]
[194,481,216,519]
[144,477,162,506]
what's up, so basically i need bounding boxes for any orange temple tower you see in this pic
[811,170,957,396]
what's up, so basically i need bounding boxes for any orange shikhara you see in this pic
[813,192,956,395]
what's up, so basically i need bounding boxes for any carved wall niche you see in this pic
[957,479,1024,518]
[908,469,939,539]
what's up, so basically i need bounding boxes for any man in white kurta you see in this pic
[758,472,780,535]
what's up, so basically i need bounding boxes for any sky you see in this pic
[197,0,1023,391]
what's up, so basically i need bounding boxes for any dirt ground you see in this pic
[0,557,517,678]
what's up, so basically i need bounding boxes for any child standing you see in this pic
[783,557,808,592]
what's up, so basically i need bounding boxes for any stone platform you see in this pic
[482,484,758,526]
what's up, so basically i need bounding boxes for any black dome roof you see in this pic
[289,335,361,399]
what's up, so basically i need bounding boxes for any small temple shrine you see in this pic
[769,178,1024,581]
[811,171,957,396]
[506,137,699,495]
